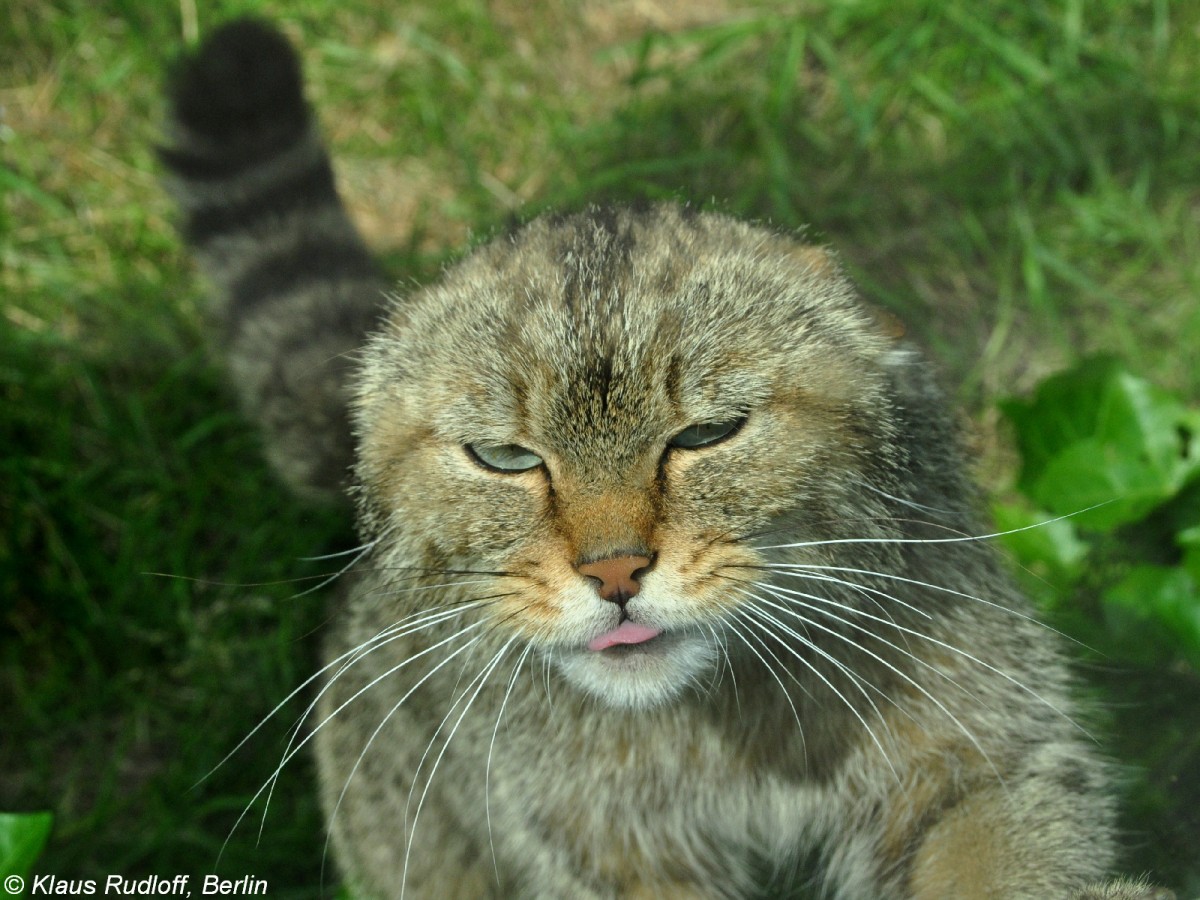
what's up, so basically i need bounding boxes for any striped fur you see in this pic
[163,19,1171,900]
[162,19,384,500]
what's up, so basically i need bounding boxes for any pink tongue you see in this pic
[588,621,662,652]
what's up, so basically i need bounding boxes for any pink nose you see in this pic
[576,554,652,605]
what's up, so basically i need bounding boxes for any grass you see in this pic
[2,0,1199,894]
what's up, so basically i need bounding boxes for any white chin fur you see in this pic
[553,632,719,709]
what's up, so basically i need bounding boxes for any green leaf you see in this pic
[1001,356,1199,530]
[1179,526,1200,582]
[1030,439,1180,530]
[1103,565,1200,671]
[0,811,53,884]
[992,502,1088,604]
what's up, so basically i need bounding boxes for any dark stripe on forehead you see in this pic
[662,352,684,407]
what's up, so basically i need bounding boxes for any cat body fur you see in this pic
[162,19,1170,900]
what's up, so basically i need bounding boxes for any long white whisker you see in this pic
[740,597,892,719]
[289,538,382,599]
[401,636,519,900]
[220,617,487,865]
[740,565,918,634]
[755,502,1114,553]
[728,588,898,781]
[298,538,380,562]
[259,597,507,839]
[735,595,899,765]
[732,575,961,700]
[744,580,1004,786]
[351,577,516,607]
[542,649,555,712]
[753,579,1089,739]
[722,615,806,743]
[700,625,730,697]
[767,562,1073,638]
[284,598,498,752]
[197,592,498,793]
[756,565,934,622]
[487,644,533,890]
[852,478,954,516]
[316,627,492,887]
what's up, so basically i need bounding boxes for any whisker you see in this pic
[289,536,385,599]
[222,615,491,864]
[360,565,524,579]
[402,636,519,900]
[316,626,493,888]
[727,587,898,781]
[851,477,955,516]
[195,594,498,791]
[740,580,1003,786]
[298,538,379,562]
[740,598,890,717]
[767,563,1087,652]
[722,614,806,742]
[730,562,921,629]
[744,578,1089,740]
[699,625,731,698]
[767,563,1043,626]
[734,595,898,769]
[141,570,351,589]
[542,648,556,712]
[487,644,534,890]
[260,596,511,836]
[755,502,1115,553]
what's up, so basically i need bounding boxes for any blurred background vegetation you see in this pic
[2,0,1198,895]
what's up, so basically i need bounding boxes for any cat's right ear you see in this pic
[784,243,836,279]
[782,242,908,343]
[867,306,907,341]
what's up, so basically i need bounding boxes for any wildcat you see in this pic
[161,18,1172,900]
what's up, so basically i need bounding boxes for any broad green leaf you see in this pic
[1030,439,1179,530]
[1103,565,1200,671]
[0,811,53,883]
[1180,526,1200,583]
[992,502,1088,603]
[1002,357,1199,531]
[1001,356,1124,486]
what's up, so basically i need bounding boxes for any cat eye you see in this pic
[466,442,544,473]
[667,416,747,450]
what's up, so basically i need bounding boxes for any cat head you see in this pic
[353,204,910,708]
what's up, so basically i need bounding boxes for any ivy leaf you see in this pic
[0,811,53,885]
[1001,356,1200,531]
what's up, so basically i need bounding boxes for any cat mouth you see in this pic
[557,624,713,707]
[587,620,663,652]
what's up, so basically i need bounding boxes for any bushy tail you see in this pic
[161,18,385,502]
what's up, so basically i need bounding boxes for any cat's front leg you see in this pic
[877,747,1170,900]
[809,706,1168,900]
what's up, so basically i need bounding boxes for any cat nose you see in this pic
[576,554,653,606]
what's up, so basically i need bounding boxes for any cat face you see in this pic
[354,205,902,708]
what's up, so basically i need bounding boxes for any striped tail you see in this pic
[161,18,385,502]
